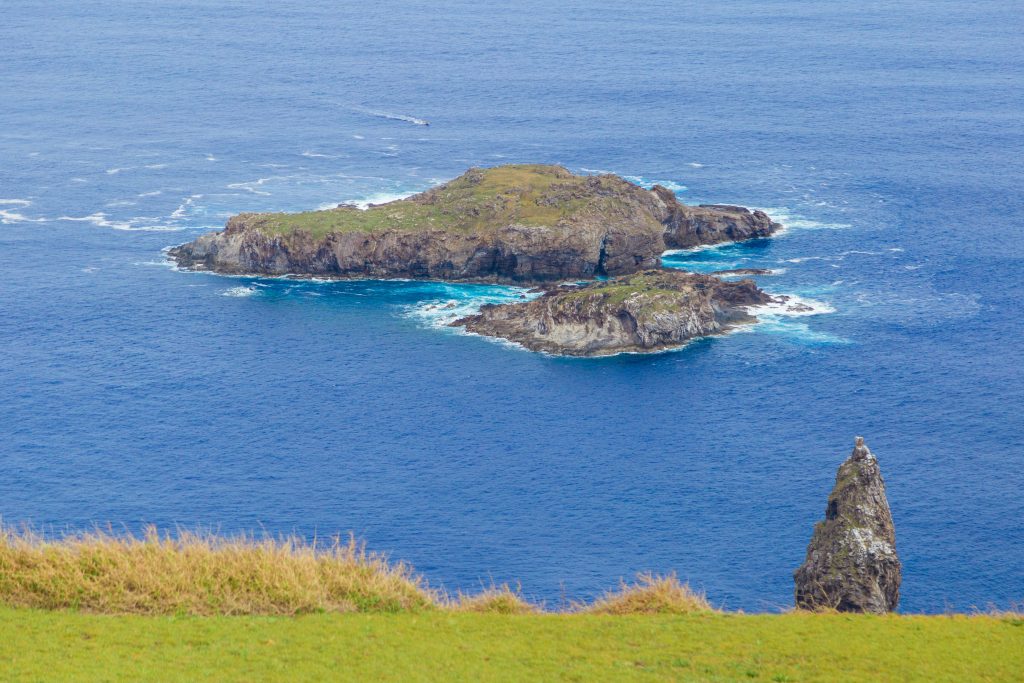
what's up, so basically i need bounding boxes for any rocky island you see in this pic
[453,269,772,356]
[170,164,779,283]
[794,437,902,614]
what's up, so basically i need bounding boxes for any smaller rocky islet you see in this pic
[453,269,773,356]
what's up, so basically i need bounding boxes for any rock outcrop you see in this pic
[794,437,901,614]
[451,269,773,356]
[170,165,779,284]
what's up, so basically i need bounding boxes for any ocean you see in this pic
[1,0,1021,612]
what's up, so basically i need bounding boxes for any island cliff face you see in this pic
[170,165,778,284]
[452,270,772,356]
[794,437,901,614]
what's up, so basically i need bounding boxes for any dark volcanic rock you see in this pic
[452,269,773,356]
[170,165,780,285]
[794,437,901,614]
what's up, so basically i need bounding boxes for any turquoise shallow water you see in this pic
[1,0,1022,611]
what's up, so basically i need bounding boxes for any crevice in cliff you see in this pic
[595,235,609,277]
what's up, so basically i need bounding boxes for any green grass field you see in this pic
[2,528,1020,680]
[1,609,1020,682]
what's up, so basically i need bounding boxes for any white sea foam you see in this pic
[221,286,259,298]
[579,168,688,192]
[227,178,273,195]
[350,191,418,209]
[138,190,162,197]
[747,293,836,318]
[205,154,217,161]
[105,199,137,207]
[170,194,204,220]
[59,212,182,232]
[71,178,88,183]
[322,190,420,211]
[784,249,883,265]
[713,268,787,278]
[736,293,848,345]
[355,107,429,126]
[746,318,849,345]
[758,206,851,231]
[403,284,537,331]
[105,167,130,175]
[301,151,337,158]
[621,175,687,193]
[662,242,732,257]
[688,162,704,168]
[0,199,47,224]
[353,134,365,140]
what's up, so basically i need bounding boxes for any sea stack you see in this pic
[794,437,901,613]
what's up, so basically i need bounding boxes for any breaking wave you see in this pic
[402,283,536,330]
[221,286,260,298]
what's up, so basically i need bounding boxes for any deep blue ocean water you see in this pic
[2,0,1022,612]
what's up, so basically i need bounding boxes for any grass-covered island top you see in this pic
[239,164,636,238]
[169,164,780,283]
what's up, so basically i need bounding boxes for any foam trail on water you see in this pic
[221,286,259,298]
[356,108,430,126]
[227,178,274,195]
[59,213,182,232]
[0,199,48,224]
[740,293,849,345]
[170,194,204,220]
[758,206,851,231]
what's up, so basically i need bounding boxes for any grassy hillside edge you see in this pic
[1,528,1020,680]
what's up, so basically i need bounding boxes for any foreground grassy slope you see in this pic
[2,529,1020,680]
[1,609,1020,682]
[236,164,637,238]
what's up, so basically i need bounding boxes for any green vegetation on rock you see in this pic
[561,271,694,311]
[237,164,639,239]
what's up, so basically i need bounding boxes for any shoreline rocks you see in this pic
[794,437,901,614]
[451,269,773,356]
[169,165,779,285]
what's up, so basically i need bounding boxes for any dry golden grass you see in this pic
[0,528,730,617]
[0,526,434,615]
[580,573,716,615]
[451,584,539,614]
